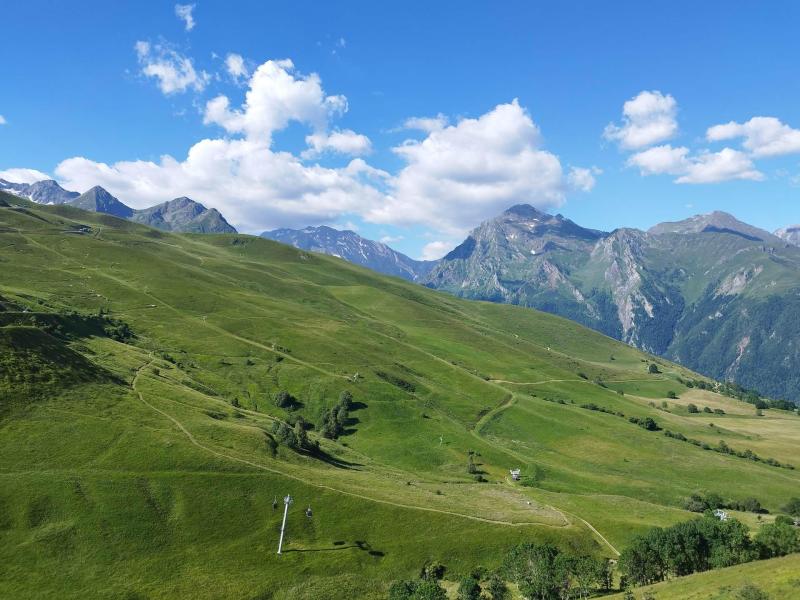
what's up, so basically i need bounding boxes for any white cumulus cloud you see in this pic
[303,130,372,158]
[676,148,763,184]
[135,41,209,95]
[371,99,577,235]
[604,90,678,150]
[627,145,762,184]
[0,168,51,184]
[53,59,381,233]
[0,115,6,125]
[707,116,800,158]
[203,59,348,144]
[175,4,196,31]
[627,145,691,176]
[12,60,593,240]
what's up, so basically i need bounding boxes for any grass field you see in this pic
[606,554,800,599]
[0,192,798,598]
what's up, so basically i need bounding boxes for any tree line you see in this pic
[619,514,800,587]
[389,543,612,600]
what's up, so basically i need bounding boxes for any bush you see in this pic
[781,497,800,517]
[736,584,770,600]
[483,573,508,600]
[754,521,800,558]
[667,390,678,399]
[687,403,700,413]
[273,390,294,409]
[456,577,481,600]
[648,363,660,374]
[318,390,356,440]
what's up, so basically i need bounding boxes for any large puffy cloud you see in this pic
[707,116,800,158]
[54,59,381,232]
[55,140,384,232]
[627,145,690,176]
[604,90,678,150]
[676,148,763,184]
[627,144,762,183]
[135,41,209,95]
[0,168,51,184]
[29,59,590,238]
[203,59,348,144]
[370,100,575,234]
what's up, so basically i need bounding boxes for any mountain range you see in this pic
[260,225,435,281]
[0,178,79,204]
[0,180,235,234]
[264,206,800,403]
[422,205,800,402]
[4,176,800,401]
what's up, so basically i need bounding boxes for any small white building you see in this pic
[713,509,729,521]
[510,469,521,481]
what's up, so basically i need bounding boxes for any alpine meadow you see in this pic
[3,2,800,599]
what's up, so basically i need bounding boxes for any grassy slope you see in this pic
[606,554,800,599]
[0,193,798,598]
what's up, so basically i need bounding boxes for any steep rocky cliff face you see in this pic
[424,205,800,402]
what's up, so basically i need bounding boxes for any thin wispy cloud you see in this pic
[175,4,196,31]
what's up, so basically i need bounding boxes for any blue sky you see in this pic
[2,1,799,259]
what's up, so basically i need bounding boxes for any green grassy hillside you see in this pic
[607,554,800,599]
[1,192,798,598]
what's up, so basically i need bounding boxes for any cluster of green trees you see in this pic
[580,402,624,417]
[318,390,353,439]
[628,416,661,431]
[503,542,611,599]
[619,515,800,587]
[390,562,504,600]
[683,492,766,514]
[782,497,800,517]
[576,400,662,432]
[684,402,725,415]
[270,420,316,453]
[375,370,416,392]
[389,542,612,600]
[273,390,296,409]
[388,570,508,600]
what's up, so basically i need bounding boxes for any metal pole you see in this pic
[277,495,292,554]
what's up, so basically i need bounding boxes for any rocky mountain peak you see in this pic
[69,186,133,218]
[260,225,434,281]
[649,211,776,242]
[775,225,800,246]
